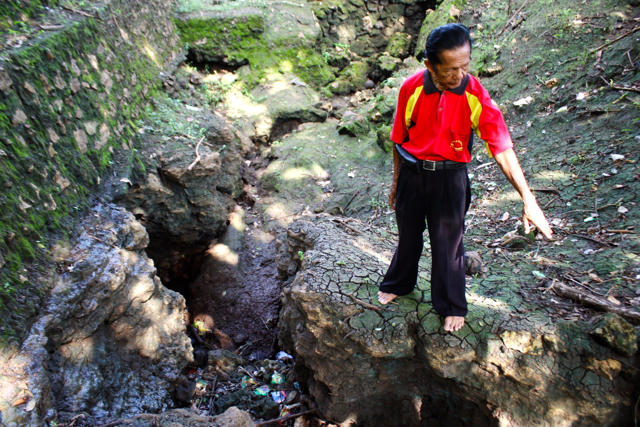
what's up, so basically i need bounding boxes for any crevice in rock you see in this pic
[186,49,249,72]
[270,119,303,142]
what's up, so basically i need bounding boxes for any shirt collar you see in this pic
[423,69,469,96]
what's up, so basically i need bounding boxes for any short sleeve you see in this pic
[476,85,513,157]
[390,84,409,145]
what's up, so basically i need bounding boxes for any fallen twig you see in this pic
[255,409,318,426]
[604,229,634,234]
[471,161,494,172]
[497,0,530,37]
[64,414,86,427]
[590,26,640,54]
[39,24,65,30]
[552,280,640,322]
[62,5,96,18]
[569,233,611,247]
[343,308,365,323]
[86,234,119,249]
[558,56,579,66]
[346,294,384,312]
[332,218,362,234]
[187,136,206,170]
[343,189,361,212]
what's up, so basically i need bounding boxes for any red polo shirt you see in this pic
[390,70,513,162]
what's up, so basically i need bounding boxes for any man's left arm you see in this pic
[494,148,553,239]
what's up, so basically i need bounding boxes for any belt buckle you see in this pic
[423,160,436,171]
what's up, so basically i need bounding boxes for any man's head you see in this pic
[424,24,472,91]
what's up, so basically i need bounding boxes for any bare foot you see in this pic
[378,291,398,305]
[444,316,465,332]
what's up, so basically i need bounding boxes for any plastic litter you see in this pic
[195,379,208,392]
[276,351,293,362]
[280,407,291,418]
[271,390,286,403]
[271,371,285,385]
[255,385,271,396]
[241,375,257,389]
[294,382,300,391]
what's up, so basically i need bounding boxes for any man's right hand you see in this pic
[388,182,397,210]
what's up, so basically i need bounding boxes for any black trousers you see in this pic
[379,163,471,317]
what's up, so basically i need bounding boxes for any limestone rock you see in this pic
[211,406,256,427]
[63,407,255,427]
[329,61,369,95]
[277,219,639,427]
[375,124,393,152]
[386,32,412,59]
[375,54,402,79]
[117,111,244,245]
[464,250,483,275]
[590,313,638,356]
[229,73,328,142]
[0,205,192,426]
[337,111,370,137]
[174,0,333,87]
[215,389,279,420]
[208,349,244,374]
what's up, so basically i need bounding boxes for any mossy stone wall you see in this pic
[0,0,59,20]
[174,0,336,88]
[0,0,182,344]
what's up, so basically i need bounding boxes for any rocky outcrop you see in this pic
[277,219,639,427]
[0,0,183,344]
[311,0,426,58]
[59,407,256,427]
[226,73,328,143]
[0,204,192,426]
[174,0,334,87]
[117,110,249,246]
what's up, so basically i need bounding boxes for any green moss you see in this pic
[0,0,180,344]
[175,14,335,88]
[415,0,468,59]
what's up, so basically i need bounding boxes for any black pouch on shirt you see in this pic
[395,144,420,173]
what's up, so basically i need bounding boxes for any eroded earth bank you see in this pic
[0,0,639,426]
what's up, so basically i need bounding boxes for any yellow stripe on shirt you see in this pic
[466,91,495,157]
[405,86,423,128]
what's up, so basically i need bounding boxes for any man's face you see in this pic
[424,43,471,91]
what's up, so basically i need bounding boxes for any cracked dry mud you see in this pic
[276,219,638,426]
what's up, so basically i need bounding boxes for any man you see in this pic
[377,24,553,332]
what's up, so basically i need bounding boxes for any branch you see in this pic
[590,26,640,54]
[255,409,318,426]
[552,280,640,322]
[187,136,206,171]
[62,5,96,18]
[332,218,362,234]
[346,294,384,312]
[497,0,530,37]
[568,234,612,247]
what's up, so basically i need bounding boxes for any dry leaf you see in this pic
[545,78,559,88]
[588,273,602,283]
[513,96,534,106]
[12,397,27,406]
[501,212,510,221]
[607,295,621,306]
[618,206,629,214]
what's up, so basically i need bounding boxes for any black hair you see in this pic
[424,24,473,67]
